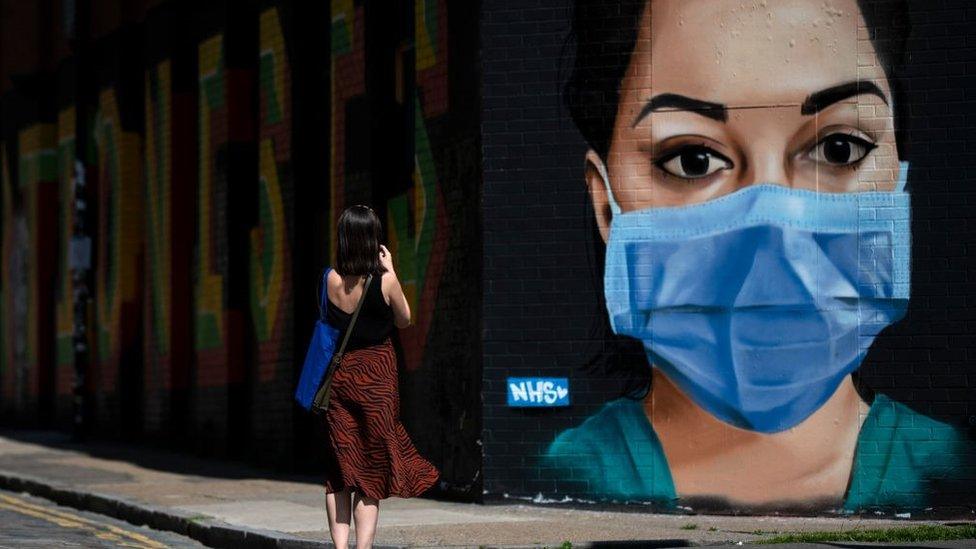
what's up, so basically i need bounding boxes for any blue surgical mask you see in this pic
[601,163,911,433]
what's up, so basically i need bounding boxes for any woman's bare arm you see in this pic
[379,244,411,328]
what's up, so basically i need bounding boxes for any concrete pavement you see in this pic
[0,430,973,548]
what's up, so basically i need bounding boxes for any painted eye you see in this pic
[810,133,877,166]
[656,146,733,180]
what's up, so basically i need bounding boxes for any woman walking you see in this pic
[322,205,439,549]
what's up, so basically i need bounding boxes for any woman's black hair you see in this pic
[565,0,912,399]
[335,205,387,277]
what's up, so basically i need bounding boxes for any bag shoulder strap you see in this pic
[335,273,373,357]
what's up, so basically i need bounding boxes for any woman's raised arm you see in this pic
[379,244,411,328]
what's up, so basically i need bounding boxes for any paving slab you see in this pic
[0,430,973,548]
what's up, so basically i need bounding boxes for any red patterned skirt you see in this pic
[323,338,439,499]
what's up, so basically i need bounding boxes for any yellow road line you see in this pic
[0,493,166,548]
[0,500,139,546]
[0,494,165,547]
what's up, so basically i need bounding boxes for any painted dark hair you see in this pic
[335,205,386,277]
[564,0,912,399]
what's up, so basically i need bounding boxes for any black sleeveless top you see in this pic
[324,273,395,351]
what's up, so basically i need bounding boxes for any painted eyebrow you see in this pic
[631,82,890,126]
[801,81,889,115]
[632,93,728,126]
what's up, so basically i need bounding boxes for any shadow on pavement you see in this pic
[0,428,323,485]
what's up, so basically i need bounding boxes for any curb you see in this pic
[0,470,406,549]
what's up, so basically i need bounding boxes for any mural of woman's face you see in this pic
[588,0,900,240]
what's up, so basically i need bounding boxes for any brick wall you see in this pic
[143,38,174,440]
[54,105,76,428]
[0,136,25,421]
[481,0,976,514]
[248,3,295,466]
[481,0,619,499]
[402,0,483,499]
[328,0,482,499]
[19,123,59,427]
[0,0,481,492]
[136,3,198,445]
[1,0,974,516]
[91,34,145,436]
[0,0,64,427]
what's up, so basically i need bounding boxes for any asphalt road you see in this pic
[0,488,205,548]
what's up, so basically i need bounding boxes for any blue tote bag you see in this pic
[294,268,373,412]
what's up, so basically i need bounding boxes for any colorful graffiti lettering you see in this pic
[415,0,441,73]
[251,7,292,382]
[92,88,142,387]
[331,0,451,372]
[55,109,76,382]
[196,35,226,351]
[507,378,570,407]
[386,97,448,371]
[328,0,363,242]
[145,60,172,356]
[18,124,57,381]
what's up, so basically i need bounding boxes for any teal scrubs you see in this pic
[543,394,971,511]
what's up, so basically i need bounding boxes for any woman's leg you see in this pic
[326,488,353,549]
[352,492,379,549]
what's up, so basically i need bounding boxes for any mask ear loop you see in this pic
[596,162,622,216]
[895,161,910,193]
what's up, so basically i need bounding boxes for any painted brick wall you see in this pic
[481,0,617,500]
[19,124,59,426]
[144,54,174,438]
[0,123,60,426]
[1,0,973,517]
[137,4,198,444]
[860,1,976,422]
[0,138,26,421]
[481,0,976,514]
[249,3,295,466]
[329,0,482,498]
[54,105,77,427]
[846,0,976,509]
[0,0,301,465]
[91,78,145,436]
[400,0,482,499]
[193,30,232,451]
[194,21,263,455]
